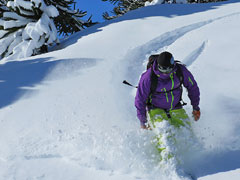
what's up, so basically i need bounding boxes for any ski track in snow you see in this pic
[123,12,240,85]
[183,41,207,67]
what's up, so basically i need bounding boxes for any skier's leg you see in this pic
[148,108,176,162]
[169,108,191,128]
[148,108,190,128]
[148,108,168,127]
[169,108,197,164]
[148,108,192,163]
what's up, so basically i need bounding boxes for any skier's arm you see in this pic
[181,65,200,111]
[135,73,151,127]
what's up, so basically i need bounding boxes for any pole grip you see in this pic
[122,80,138,88]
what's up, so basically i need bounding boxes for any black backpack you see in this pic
[146,55,186,108]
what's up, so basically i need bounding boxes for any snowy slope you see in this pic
[1,0,240,179]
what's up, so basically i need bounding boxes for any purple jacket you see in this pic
[135,60,200,126]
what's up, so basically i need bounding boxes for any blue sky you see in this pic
[75,0,115,22]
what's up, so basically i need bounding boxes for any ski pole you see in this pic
[122,80,138,88]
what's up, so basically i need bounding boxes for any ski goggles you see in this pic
[158,64,174,74]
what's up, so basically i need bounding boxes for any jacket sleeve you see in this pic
[181,65,200,111]
[135,71,151,126]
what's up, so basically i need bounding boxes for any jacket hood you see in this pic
[152,60,177,80]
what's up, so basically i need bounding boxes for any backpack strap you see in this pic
[175,61,184,83]
[175,63,187,106]
[150,67,158,93]
[147,67,158,106]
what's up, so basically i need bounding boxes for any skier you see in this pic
[135,51,200,129]
[135,51,200,162]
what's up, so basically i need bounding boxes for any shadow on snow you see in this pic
[192,149,240,178]
[0,57,98,109]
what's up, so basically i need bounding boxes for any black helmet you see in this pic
[157,51,175,73]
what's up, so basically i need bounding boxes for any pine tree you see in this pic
[0,0,58,60]
[44,0,94,36]
[102,0,147,20]
[0,0,94,60]
[145,0,188,4]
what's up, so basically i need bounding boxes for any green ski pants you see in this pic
[148,108,192,163]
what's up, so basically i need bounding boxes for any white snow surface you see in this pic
[1,0,240,179]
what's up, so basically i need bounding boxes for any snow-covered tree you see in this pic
[45,0,94,36]
[102,0,147,20]
[0,0,59,60]
[0,0,93,60]
[145,0,188,5]
[0,0,11,45]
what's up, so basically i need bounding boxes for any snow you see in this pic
[4,20,28,29]
[2,12,27,21]
[0,30,8,39]
[45,5,59,17]
[1,0,240,179]
[7,1,32,11]
[0,35,15,55]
